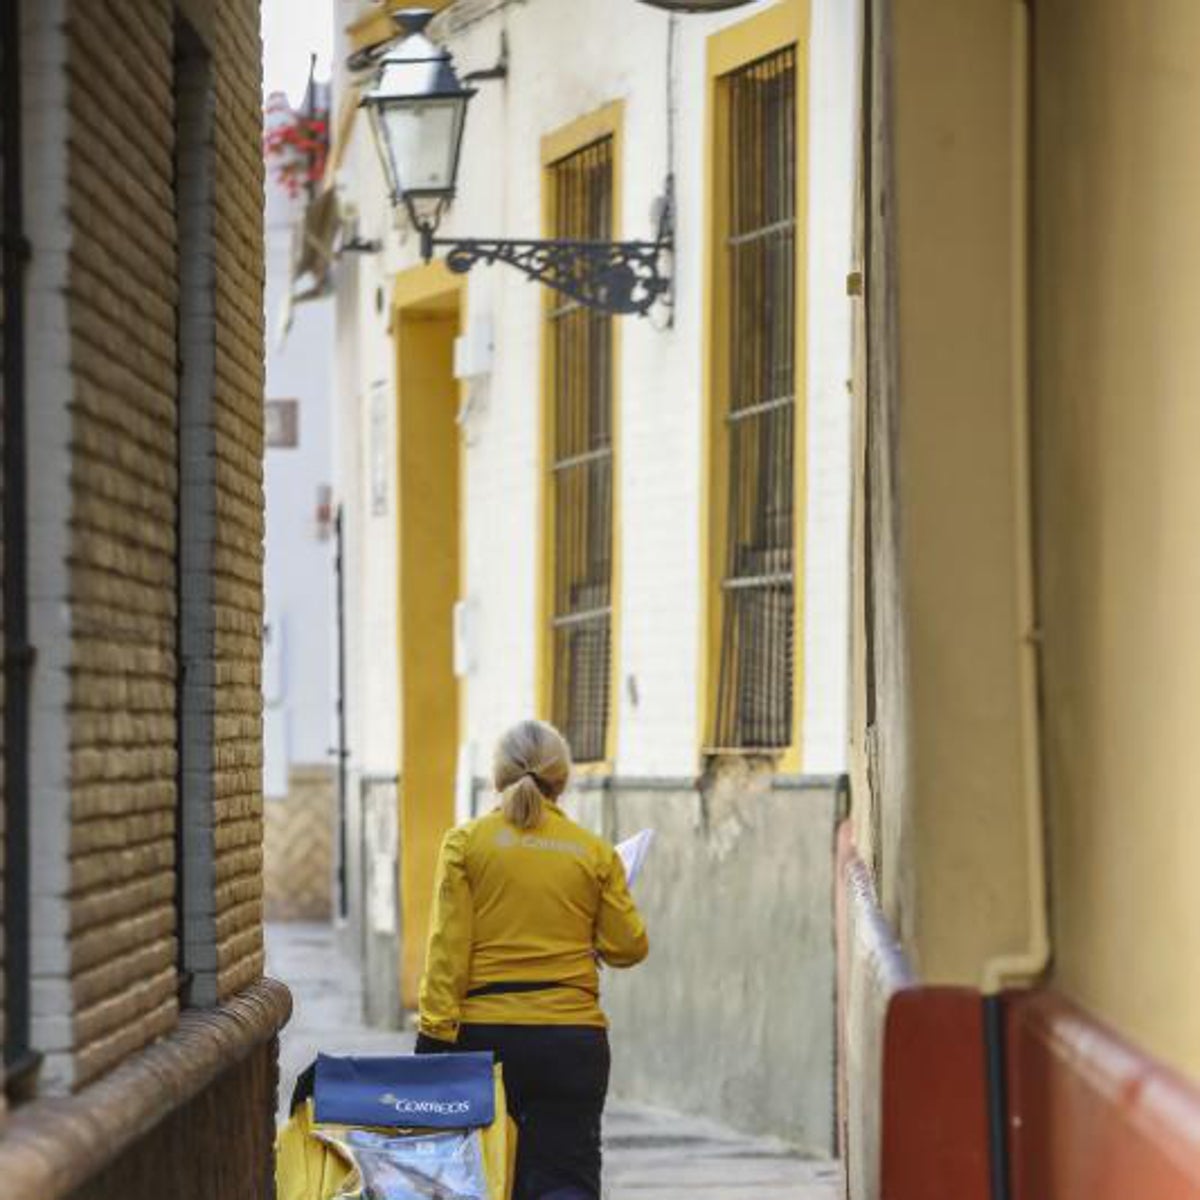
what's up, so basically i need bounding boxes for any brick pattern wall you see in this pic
[66,1033,278,1200]
[65,0,180,1087]
[210,0,266,1001]
[48,0,266,1081]
[263,766,335,922]
[0,978,289,1200]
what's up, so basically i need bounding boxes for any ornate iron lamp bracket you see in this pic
[421,228,673,318]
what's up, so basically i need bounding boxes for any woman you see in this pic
[415,719,649,1200]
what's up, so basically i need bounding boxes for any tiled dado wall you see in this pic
[20,0,267,1094]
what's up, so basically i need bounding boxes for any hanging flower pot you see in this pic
[264,95,330,200]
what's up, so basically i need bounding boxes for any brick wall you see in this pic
[210,0,266,1002]
[0,978,289,1200]
[16,0,268,1090]
[65,0,180,1088]
[66,1033,277,1200]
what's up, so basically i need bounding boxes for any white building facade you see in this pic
[325,0,859,1147]
[262,87,338,922]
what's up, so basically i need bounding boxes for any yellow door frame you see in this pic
[391,260,466,1008]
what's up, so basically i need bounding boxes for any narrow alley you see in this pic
[268,924,842,1200]
[4,1,1200,1198]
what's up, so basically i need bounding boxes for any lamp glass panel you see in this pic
[406,194,448,226]
[380,99,463,197]
[365,104,401,199]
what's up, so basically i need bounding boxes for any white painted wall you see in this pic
[803,0,860,773]
[263,125,337,796]
[336,115,403,782]
[332,0,855,794]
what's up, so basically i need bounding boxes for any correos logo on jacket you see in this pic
[378,1092,471,1117]
[494,828,586,858]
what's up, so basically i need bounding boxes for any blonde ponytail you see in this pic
[501,774,545,831]
[494,719,571,831]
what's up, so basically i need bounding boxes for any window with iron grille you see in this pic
[546,137,614,764]
[712,46,797,752]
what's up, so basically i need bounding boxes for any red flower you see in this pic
[263,105,330,195]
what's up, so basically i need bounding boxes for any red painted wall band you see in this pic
[1007,991,1200,1200]
[880,988,991,1200]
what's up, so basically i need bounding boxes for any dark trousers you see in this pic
[455,1024,610,1200]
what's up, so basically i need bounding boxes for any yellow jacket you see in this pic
[419,801,649,1042]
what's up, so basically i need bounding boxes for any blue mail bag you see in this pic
[313,1052,497,1131]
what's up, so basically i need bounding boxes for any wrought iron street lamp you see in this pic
[360,10,474,231]
[633,1,756,9]
[360,10,673,318]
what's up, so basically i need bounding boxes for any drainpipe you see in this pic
[980,0,1049,1003]
[335,505,349,920]
[979,8,1048,1199]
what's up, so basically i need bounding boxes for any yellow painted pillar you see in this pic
[394,277,462,1009]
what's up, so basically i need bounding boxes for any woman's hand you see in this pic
[414,1031,457,1055]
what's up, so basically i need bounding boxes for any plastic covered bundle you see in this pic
[315,1126,489,1200]
[275,1054,515,1200]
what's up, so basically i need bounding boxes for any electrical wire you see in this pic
[649,12,680,332]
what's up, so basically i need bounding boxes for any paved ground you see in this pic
[266,921,408,1118]
[266,923,842,1199]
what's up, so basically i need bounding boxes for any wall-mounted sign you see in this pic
[369,380,390,517]
[265,398,300,448]
[315,483,335,542]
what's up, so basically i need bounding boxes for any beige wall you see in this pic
[1033,0,1200,1079]
[855,0,1200,1076]
[843,3,1200,1191]
[854,0,1037,985]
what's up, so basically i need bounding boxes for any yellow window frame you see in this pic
[536,101,625,775]
[699,0,810,773]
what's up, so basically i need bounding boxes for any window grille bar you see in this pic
[551,445,613,474]
[725,393,794,424]
[547,136,615,763]
[722,572,793,591]
[551,605,612,630]
[713,46,797,753]
[726,216,796,248]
